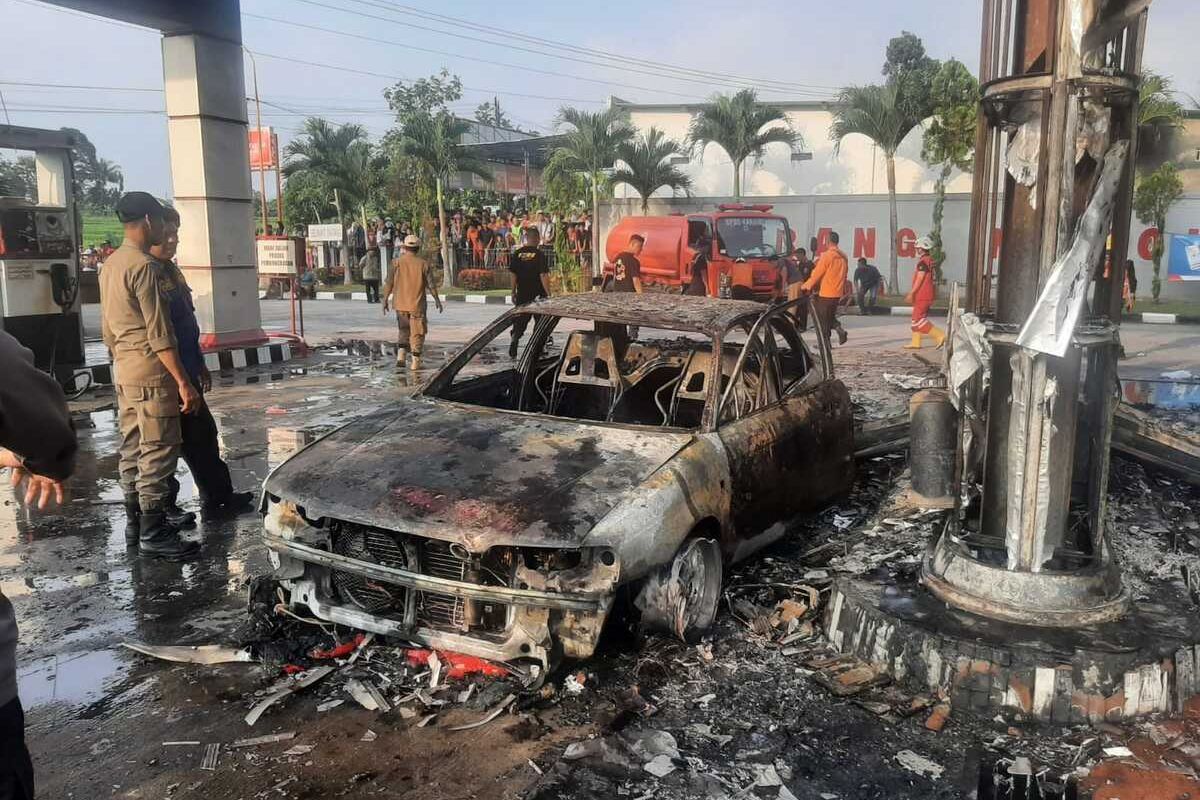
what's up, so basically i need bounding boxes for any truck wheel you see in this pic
[635,537,723,643]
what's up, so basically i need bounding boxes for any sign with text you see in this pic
[248,127,278,170]
[255,236,303,274]
[307,223,344,242]
[1168,234,1200,281]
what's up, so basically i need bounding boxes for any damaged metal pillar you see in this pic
[923,0,1149,626]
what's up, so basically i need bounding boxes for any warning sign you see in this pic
[255,237,303,275]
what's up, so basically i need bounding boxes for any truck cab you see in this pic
[605,204,795,301]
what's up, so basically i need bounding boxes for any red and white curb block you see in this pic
[888,306,1194,325]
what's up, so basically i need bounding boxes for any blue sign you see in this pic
[1167,233,1200,282]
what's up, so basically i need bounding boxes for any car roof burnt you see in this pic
[517,294,766,334]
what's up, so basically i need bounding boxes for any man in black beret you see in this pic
[99,191,201,560]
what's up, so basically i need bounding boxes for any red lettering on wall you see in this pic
[1138,228,1159,260]
[1189,227,1200,236]
[853,227,876,259]
[896,228,916,258]
[815,227,833,255]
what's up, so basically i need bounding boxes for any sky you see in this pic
[2,0,1197,199]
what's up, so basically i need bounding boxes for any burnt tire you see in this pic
[634,537,723,644]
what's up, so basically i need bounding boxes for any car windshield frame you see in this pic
[715,216,792,260]
[421,309,742,433]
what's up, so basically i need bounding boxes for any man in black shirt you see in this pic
[684,237,710,296]
[508,228,551,357]
[610,234,644,293]
[853,257,883,314]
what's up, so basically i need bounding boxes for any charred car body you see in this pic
[261,294,854,669]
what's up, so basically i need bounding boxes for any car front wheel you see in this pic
[634,537,723,643]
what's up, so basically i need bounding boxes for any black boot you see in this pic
[139,510,201,561]
[201,491,256,520]
[165,502,197,529]
[124,497,141,547]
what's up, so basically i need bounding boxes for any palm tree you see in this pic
[611,127,692,214]
[1138,71,1185,142]
[399,112,492,285]
[285,118,372,284]
[830,84,923,292]
[686,89,800,200]
[548,106,634,275]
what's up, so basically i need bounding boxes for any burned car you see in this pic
[261,294,854,669]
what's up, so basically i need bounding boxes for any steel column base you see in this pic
[922,518,1131,628]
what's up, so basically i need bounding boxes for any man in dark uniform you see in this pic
[0,329,77,800]
[151,207,255,521]
[508,227,551,357]
[684,236,710,297]
[100,192,200,561]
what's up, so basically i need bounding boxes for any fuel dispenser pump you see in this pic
[0,125,85,384]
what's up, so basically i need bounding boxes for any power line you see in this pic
[284,0,833,98]
[325,0,840,97]
[0,79,162,92]
[12,0,154,32]
[249,49,604,105]
[241,9,705,101]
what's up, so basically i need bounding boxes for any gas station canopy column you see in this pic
[43,0,265,348]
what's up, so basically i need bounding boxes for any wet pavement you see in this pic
[5,302,1198,798]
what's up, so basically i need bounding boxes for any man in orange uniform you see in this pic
[801,231,849,345]
[904,236,946,349]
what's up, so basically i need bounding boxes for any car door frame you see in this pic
[714,298,854,546]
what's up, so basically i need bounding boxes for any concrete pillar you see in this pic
[162,32,264,348]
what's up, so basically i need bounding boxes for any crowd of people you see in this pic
[446,209,592,270]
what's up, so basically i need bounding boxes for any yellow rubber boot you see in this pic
[903,333,923,350]
[930,325,947,349]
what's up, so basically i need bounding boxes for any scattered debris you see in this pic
[643,754,676,778]
[282,744,315,757]
[447,694,516,731]
[360,729,377,742]
[1102,746,1134,758]
[924,703,951,732]
[200,743,220,771]
[245,666,336,726]
[231,732,296,748]
[122,642,253,665]
[345,678,391,712]
[894,750,944,781]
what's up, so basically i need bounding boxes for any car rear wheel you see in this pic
[635,537,723,643]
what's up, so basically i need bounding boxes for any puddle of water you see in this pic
[1121,379,1200,409]
[17,648,127,708]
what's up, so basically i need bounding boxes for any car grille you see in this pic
[331,527,411,614]
[418,540,468,631]
[328,524,509,634]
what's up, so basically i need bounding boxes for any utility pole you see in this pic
[494,96,502,128]
[245,48,269,236]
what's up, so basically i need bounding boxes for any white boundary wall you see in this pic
[598,194,1200,301]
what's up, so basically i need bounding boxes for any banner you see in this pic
[1167,234,1200,282]
[248,127,278,170]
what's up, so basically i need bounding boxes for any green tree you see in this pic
[283,118,371,284]
[921,59,978,278]
[1133,162,1184,303]
[399,112,492,284]
[384,69,463,123]
[547,106,634,273]
[59,127,125,211]
[611,127,692,214]
[474,98,513,130]
[830,84,924,292]
[282,169,337,231]
[0,155,36,201]
[1138,70,1185,142]
[882,31,940,119]
[686,89,799,201]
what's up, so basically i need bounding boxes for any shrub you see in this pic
[457,269,494,290]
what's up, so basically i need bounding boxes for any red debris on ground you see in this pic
[310,633,366,660]
[405,649,509,680]
[1080,695,1200,800]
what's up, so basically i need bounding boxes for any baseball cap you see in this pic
[115,191,166,223]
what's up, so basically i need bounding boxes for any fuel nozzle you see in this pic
[50,262,78,310]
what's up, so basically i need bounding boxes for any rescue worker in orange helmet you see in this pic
[904,236,946,350]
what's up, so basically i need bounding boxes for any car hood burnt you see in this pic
[265,397,695,549]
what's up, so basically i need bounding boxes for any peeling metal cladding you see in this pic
[578,433,732,583]
[262,396,694,550]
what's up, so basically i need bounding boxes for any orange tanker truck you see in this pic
[602,204,796,300]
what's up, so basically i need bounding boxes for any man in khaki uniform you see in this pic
[100,192,201,561]
[382,234,442,371]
